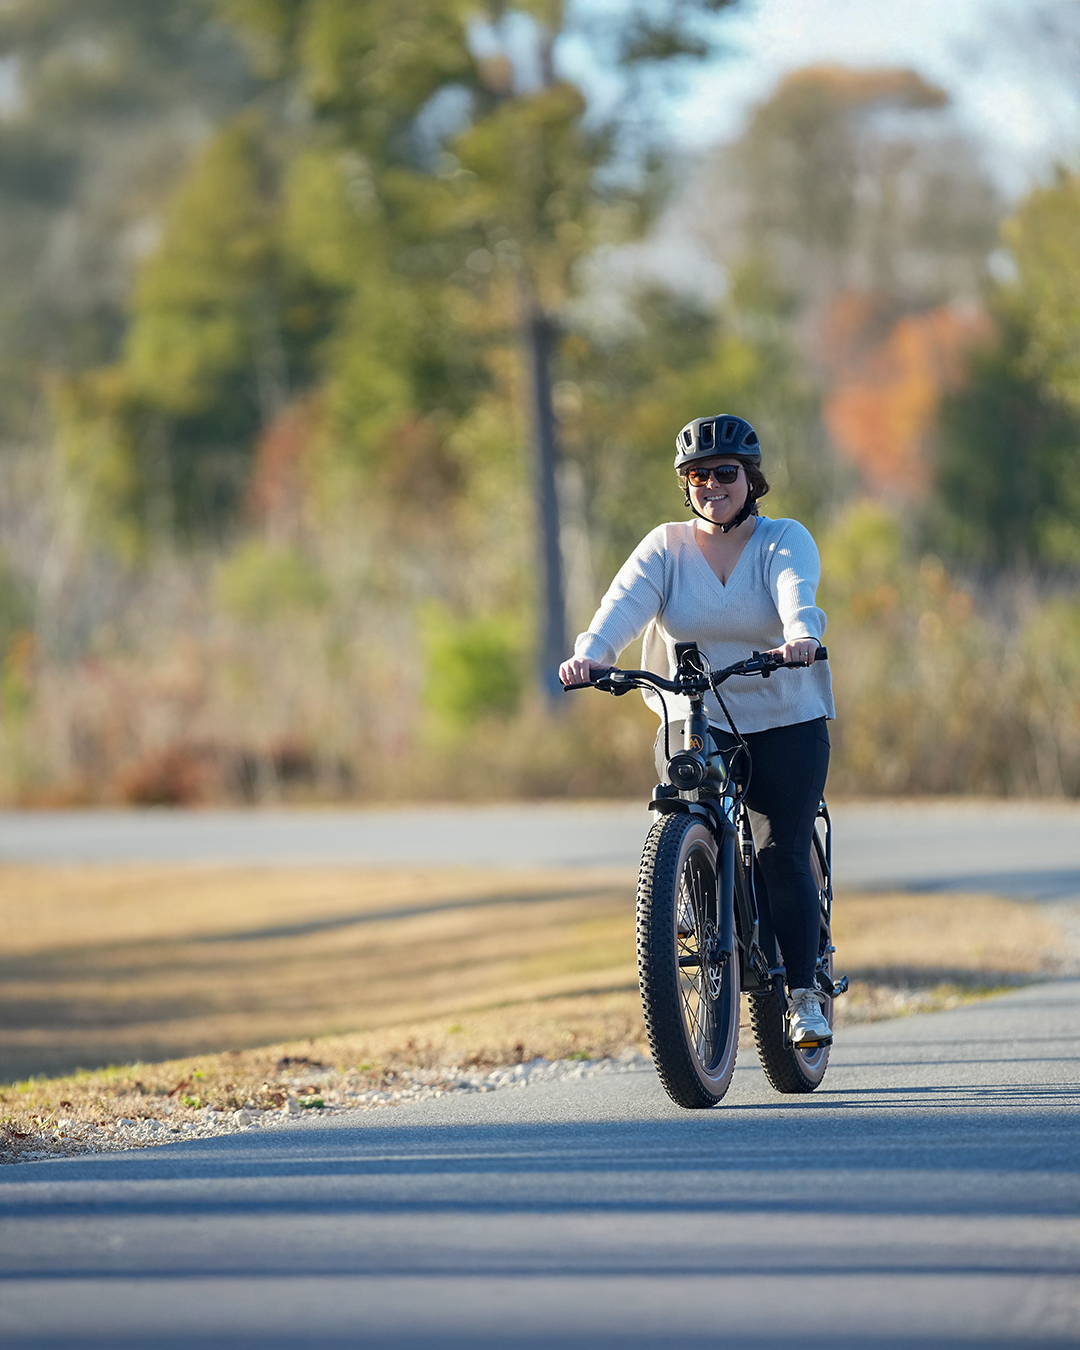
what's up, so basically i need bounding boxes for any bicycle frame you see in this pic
[653,734,780,999]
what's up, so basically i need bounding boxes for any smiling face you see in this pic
[684,457,750,528]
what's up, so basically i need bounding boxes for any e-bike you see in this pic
[565,643,847,1108]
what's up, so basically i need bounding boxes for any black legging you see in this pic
[655,717,830,990]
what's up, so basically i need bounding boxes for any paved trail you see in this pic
[2,980,1078,1349]
[3,799,1080,901]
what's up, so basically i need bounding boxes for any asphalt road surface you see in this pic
[2,799,1080,901]
[2,979,1078,1349]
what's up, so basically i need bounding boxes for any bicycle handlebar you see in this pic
[562,647,828,694]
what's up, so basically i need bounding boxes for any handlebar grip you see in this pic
[561,666,614,691]
[816,646,828,662]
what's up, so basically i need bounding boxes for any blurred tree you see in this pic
[931,171,1080,569]
[684,64,1003,507]
[933,322,1080,568]
[1004,169,1080,416]
[218,0,741,697]
[702,65,999,325]
[930,174,1080,569]
[59,0,744,686]
[822,301,992,503]
[55,112,342,543]
[0,0,260,437]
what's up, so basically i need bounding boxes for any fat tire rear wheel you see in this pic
[750,830,833,1094]
[637,813,740,1108]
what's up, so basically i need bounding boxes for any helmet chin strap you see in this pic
[684,491,756,533]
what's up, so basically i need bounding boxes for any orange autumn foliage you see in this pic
[822,297,992,498]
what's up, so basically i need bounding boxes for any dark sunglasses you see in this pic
[685,463,743,487]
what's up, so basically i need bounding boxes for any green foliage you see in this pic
[52,368,155,560]
[0,552,32,656]
[819,504,1006,794]
[934,319,1080,567]
[36,0,748,577]
[0,1,258,433]
[0,618,34,739]
[820,499,904,599]
[126,116,279,416]
[420,602,523,730]
[455,80,598,305]
[1004,169,1080,415]
[813,502,1080,796]
[215,540,328,623]
[932,173,1080,569]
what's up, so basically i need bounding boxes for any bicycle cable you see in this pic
[711,681,753,809]
[656,686,672,765]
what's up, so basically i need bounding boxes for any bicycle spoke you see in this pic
[638,813,740,1107]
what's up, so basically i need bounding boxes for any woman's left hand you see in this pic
[768,639,820,666]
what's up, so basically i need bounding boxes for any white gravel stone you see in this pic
[10,1053,656,1162]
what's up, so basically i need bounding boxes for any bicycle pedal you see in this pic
[794,1035,832,1049]
[818,973,849,998]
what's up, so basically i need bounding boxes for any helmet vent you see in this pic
[682,429,693,448]
[744,431,758,446]
[699,421,714,449]
[720,419,737,444]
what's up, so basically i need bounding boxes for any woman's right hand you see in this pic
[559,655,601,687]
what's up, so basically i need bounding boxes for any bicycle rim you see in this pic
[637,813,740,1108]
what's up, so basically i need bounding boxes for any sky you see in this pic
[566,0,1079,308]
[667,0,1079,196]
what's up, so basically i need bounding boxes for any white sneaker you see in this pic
[787,987,831,1045]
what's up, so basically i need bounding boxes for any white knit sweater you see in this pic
[574,516,835,733]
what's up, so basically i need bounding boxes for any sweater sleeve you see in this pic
[573,527,667,665]
[765,520,827,643]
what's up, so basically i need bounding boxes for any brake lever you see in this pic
[595,670,636,696]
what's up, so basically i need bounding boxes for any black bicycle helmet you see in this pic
[673,414,761,471]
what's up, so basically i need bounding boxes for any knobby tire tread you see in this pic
[748,993,818,1093]
[749,830,832,1094]
[637,813,737,1109]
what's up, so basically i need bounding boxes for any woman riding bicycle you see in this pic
[559,414,835,1047]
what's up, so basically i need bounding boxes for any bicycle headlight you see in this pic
[667,751,706,790]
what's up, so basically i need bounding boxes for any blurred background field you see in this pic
[0,0,1077,806]
[0,858,1071,1088]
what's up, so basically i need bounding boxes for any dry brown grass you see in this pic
[833,891,1070,981]
[0,863,638,1083]
[1,862,1072,1158]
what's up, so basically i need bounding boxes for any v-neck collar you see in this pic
[689,517,759,591]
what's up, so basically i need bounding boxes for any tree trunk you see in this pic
[525,304,566,705]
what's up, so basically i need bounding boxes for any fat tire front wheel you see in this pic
[637,813,740,1108]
